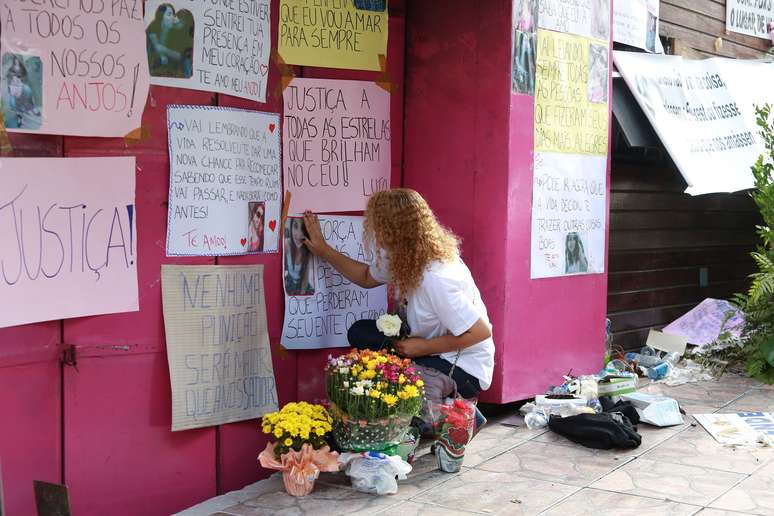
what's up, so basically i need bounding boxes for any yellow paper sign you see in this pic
[278,0,388,71]
[534,30,609,156]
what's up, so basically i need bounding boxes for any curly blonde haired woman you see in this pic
[302,188,495,401]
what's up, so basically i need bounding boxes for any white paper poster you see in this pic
[538,0,610,41]
[282,78,391,213]
[695,412,774,446]
[530,152,606,279]
[614,51,774,194]
[145,0,271,103]
[613,0,661,53]
[0,157,138,328]
[161,265,278,431]
[726,0,774,40]
[166,106,281,256]
[281,215,387,349]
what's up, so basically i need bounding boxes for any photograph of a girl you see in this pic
[1,54,42,130]
[248,202,265,253]
[284,217,315,296]
[512,0,537,95]
[591,0,610,41]
[565,232,589,274]
[146,4,194,79]
[587,44,609,104]
[301,189,495,415]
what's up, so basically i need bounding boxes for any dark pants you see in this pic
[347,319,482,399]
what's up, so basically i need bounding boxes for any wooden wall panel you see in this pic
[607,152,759,352]
[661,0,771,58]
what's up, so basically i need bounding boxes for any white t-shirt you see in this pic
[369,255,495,390]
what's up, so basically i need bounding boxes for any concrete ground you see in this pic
[180,374,774,516]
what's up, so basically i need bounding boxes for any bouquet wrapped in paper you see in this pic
[325,348,424,451]
[258,402,338,496]
[434,398,476,473]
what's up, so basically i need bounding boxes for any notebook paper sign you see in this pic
[0,157,138,328]
[278,0,388,71]
[166,106,281,256]
[1,0,149,136]
[282,78,391,212]
[281,215,387,349]
[161,265,278,431]
[144,0,271,103]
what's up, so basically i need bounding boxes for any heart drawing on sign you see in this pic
[268,123,276,133]
[260,64,269,76]
[240,238,247,247]
[268,220,277,232]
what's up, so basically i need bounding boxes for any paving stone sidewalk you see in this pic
[179,374,774,516]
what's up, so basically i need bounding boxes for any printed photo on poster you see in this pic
[248,202,266,252]
[512,0,537,95]
[646,10,658,52]
[587,44,609,104]
[565,232,589,274]
[145,0,271,103]
[1,53,42,130]
[354,0,387,11]
[283,217,315,296]
[591,0,610,41]
[146,4,195,79]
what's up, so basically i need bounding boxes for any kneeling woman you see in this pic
[302,189,494,403]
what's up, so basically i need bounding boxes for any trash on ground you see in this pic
[645,329,688,355]
[663,298,746,348]
[597,375,638,396]
[338,451,412,495]
[621,392,684,427]
[695,412,774,447]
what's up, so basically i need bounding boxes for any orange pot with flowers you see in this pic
[258,402,339,496]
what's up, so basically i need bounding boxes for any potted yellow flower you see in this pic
[258,402,339,497]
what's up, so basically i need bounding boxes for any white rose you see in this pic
[376,314,402,337]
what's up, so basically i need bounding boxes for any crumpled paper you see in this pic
[258,442,339,497]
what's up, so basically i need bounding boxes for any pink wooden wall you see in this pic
[403,0,611,403]
[0,2,405,515]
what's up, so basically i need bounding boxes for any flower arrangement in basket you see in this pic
[258,402,339,497]
[326,348,424,451]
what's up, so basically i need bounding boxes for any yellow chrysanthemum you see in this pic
[274,428,283,438]
[382,394,398,406]
[315,427,326,436]
[284,438,293,446]
[398,374,406,384]
[368,389,381,399]
[416,379,424,387]
[262,425,272,434]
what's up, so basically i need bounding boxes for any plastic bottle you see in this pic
[663,351,681,366]
[647,361,672,380]
[625,352,664,368]
[640,346,658,357]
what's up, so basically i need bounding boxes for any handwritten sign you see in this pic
[283,78,390,212]
[281,215,387,349]
[535,30,609,156]
[663,298,746,347]
[0,157,138,328]
[613,0,661,52]
[166,106,281,256]
[145,0,271,103]
[613,51,772,194]
[538,0,610,41]
[726,0,774,40]
[278,0,388,71]
[161,264,278,431]
[530,152,606,278]
[0,0,149,136]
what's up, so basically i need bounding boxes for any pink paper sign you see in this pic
[282,78,391,212]
[0,157,138,328]
[1,1,150,136]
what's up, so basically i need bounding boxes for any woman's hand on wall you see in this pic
[302,211,330,257]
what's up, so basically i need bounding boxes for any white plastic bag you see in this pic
[338,452,412,495]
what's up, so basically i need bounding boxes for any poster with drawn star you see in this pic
[166,105,281,256]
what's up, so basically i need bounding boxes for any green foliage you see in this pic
[736,104,774,383]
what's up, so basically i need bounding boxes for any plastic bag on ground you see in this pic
[338,451,412,495]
